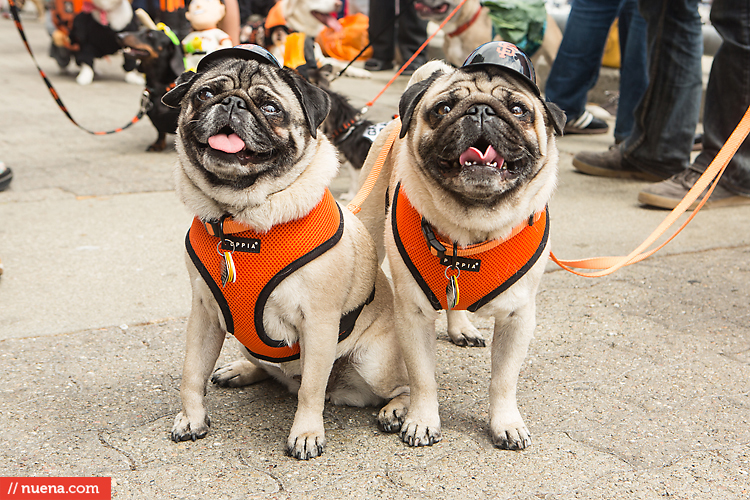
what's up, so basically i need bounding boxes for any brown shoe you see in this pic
[638,168,750,210]
[572,146,664,181]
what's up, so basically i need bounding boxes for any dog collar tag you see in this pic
[217,240,238,287]
[446,274,460,310]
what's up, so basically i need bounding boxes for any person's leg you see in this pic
[613,0,648,143]
[572,0,702,180]
[365,0,395,69]
[637,0,750,208]
[622,0,703,177]
[396,0,428,70]
[543,0,621,127]
[692,0,750,195]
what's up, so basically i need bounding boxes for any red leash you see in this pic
[7,0,147,135]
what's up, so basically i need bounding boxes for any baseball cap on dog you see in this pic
[197,44,282,72]
[462,41,539,96]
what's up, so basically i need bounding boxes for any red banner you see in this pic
[0,478,110,499]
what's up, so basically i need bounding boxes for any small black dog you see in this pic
[118,28,185,151]
[320,88,389,198]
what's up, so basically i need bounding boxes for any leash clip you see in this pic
[140,90,153,113]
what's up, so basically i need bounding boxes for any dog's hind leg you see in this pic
[446,310,485,347]
[488,300,535,450]
[147,132,168,152]
[211,358,270,388]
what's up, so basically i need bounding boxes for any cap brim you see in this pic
[196,46,281,73]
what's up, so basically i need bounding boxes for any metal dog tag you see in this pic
[220,251,237,287]
[446,274,460,309]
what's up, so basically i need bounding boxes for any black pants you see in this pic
[70,13,138,70]
[367,0,428,64]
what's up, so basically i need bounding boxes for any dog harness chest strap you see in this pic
[392,183,549,312]
[186,189,366,362]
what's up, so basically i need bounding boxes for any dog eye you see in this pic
[260,102,281,115]
[435,102,452,116]
[511,103,527,116]
[197,88,214,101]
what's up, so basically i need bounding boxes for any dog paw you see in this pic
[170,411,210,442]
[400,418,441,447]
[377,398,408,433]
[211,360,269,388]
[490,421,531,450]
[447,326,485,347]
[446,311,485,347]
[286,432,326,460]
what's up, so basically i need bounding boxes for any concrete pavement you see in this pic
[1,11,749,499]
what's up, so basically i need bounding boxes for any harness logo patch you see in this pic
[439,255,481,272]
[222,237,261,253]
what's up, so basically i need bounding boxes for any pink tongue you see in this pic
[459,145,503,166]
[208,133,245,154]
[314,11,343,31]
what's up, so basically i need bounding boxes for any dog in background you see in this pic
[264,0,372,79]
[414,0,562,67]
[118,18,185,151]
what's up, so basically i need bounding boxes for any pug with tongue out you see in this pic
[355,43,565,451]
[162,45,412,460]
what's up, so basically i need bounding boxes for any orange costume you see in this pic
[186,190,372,362]
[390,183,549,312]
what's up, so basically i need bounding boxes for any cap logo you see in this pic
[495,42,519,60]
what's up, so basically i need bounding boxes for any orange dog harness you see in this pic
[186,189,372,362]
[391,183,549,312]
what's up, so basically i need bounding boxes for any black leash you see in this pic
[330,10,403,82]
[8,0,148,135]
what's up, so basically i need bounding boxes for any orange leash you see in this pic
[363,0,469,111]
[550,104,750,277]
[347,118,402,214]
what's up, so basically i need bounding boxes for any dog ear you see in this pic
[162,71,198,108]
[398,71,441,139]
[543,100,566,136]
[282,69,331,139]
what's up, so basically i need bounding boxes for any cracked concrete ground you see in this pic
[1,13,749,500]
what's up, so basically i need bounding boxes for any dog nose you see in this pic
[466,104,496,118]
[221,95,248,112]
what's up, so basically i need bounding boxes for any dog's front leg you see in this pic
[171,301,226,442]
[489,301,536,450]
[286,318,339,460]
[393,295,442,447]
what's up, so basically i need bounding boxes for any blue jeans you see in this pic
[544,0,648,142]
[625,0,750,194]
[623,0,704,177]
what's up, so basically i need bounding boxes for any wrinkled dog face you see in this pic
[399,67,563,206]
[164,57,329,194]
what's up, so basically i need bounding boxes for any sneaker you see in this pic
[572,146,665,181]
[76,64,94,85]
[638,167,750,210]
[124,70,146,85]
[564,110,608,134]
[0,162,12,191]
[364,59,394,71]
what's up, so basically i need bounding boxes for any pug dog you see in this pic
[163,45,409,460]
[355,43,565,450]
